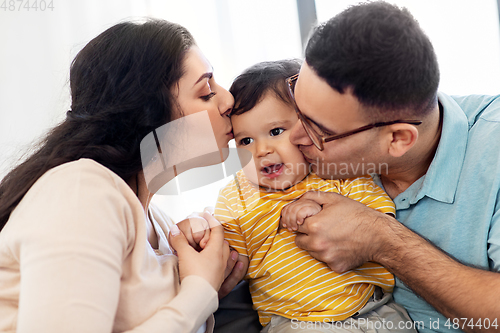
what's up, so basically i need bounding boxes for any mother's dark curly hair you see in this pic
[0,19,195,230]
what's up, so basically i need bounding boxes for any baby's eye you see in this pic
[239,137,254,146]
[270,128,285,136]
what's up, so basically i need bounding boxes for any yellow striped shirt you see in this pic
[215,172,395,326]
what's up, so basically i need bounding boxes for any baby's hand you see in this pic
[176,208,213,251]
[280,199,322,232]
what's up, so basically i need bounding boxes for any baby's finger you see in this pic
[199,229,211,249]
[189,216,210,250]
[192,230,207,248]
[186,211,203,219]
[203,224,225,251]
[203,211,221,229]
[287,219,299,232]
[296,203,322,225]
[296,207,312,225]
[176,219,197,248]
[188,216,209,234]
[203,206,215,215]
[280,203,295,230]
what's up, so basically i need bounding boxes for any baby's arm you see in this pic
[214,184,253,297]
[280,198,322,232]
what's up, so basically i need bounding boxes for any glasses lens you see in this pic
[297,111,323,150]
[288,76,323,150]
[289,76,296,92]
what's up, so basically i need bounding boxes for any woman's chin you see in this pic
[219,147,230,162]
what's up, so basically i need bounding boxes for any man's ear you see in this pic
[386,124,419,158]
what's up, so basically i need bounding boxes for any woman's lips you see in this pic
[226,131,234,139]
[261,163,284,179]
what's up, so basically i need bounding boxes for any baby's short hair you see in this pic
[230,59,302,116]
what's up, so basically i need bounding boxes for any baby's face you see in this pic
[232,92,309,190]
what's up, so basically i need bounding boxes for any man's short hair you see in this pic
[305,1,439,118]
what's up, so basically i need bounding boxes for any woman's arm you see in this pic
[14,162,226,333]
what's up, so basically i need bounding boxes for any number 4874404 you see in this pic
[445,317,498,330]
[1,0,54,11]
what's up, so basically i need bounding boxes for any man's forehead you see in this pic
[295,63,367,129]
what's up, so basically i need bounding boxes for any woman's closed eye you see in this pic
[239,137,254,146]
[201,92,216,101]
[270,128,285,136]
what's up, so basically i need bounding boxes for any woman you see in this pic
[0,20,233,333]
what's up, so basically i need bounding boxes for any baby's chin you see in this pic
[245,178,281,191]
[257,179,300,192]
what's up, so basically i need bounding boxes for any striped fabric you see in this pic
[215,172,395,326]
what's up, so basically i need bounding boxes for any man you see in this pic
[279,1,500,333]
[216,2,500,332]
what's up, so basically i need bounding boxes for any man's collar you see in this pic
[406,92,468,205]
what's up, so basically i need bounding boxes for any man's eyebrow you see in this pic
[303,113,336,134]
[194,72,213,86]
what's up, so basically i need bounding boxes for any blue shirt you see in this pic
[373,92,500,333]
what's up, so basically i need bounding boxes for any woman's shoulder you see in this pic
[44,158,123,184]
[37,158,135,197]
[4,159,141,258]
[20,158,140,219]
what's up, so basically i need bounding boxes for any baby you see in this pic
[180,60,414,332]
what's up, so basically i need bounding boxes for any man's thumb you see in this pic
[302,191,339,205]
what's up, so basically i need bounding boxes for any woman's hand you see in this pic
[168,211,230,291]
[176,216,210,251]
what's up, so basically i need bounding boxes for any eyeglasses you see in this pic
[285,74,422,151]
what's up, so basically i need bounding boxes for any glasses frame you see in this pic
[286,74,422,151]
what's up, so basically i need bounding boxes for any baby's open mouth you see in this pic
[261,163,284,178]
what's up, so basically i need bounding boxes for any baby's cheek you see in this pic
[291,161,310,180]
[241,161,261,185]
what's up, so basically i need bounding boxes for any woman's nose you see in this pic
[218,85,234,117]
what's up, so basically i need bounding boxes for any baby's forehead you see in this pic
[231,109,294,132]
[232,94,295,120]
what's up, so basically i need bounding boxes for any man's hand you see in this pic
[218,252,248,299]
[281,191,392,272]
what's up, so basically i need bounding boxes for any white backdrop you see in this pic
[1,0,499,221]
[315,0,500,96]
